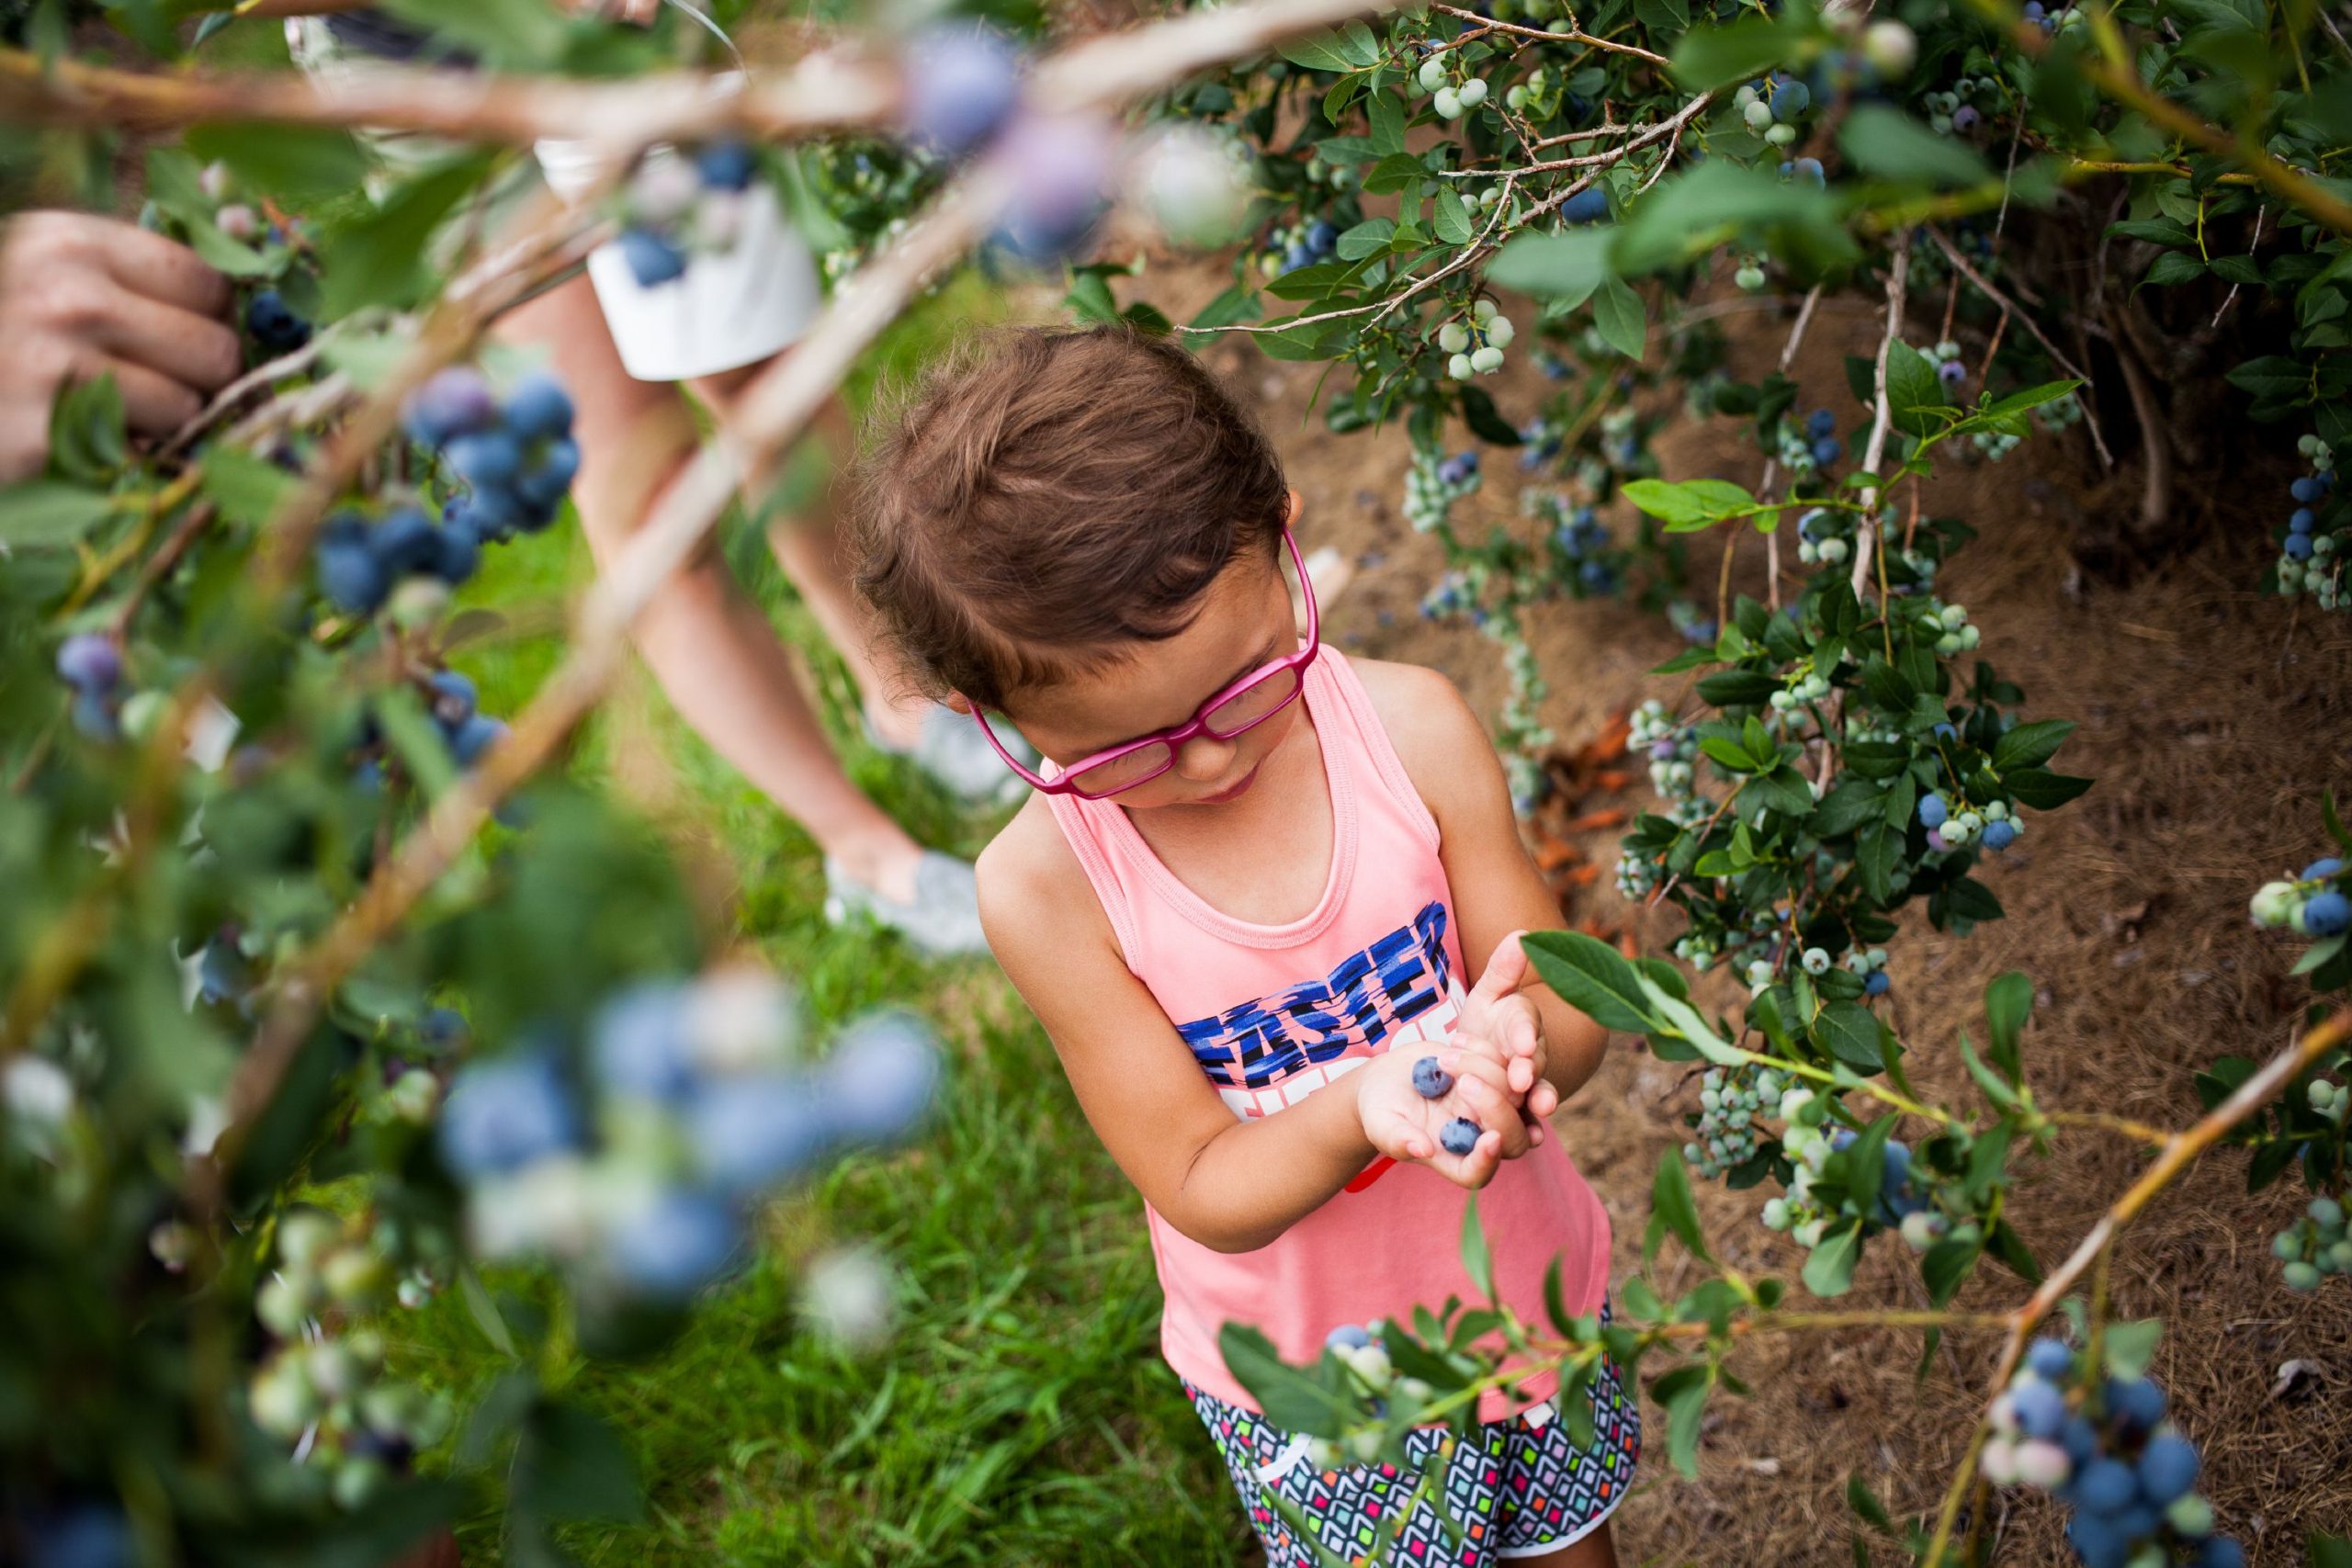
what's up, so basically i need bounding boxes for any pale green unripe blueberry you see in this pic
[1486,314,1516,347]
[1819,537,1849,564]
[334,1457,388,1511]
[1940,604,1969,629]
[1935,632,1963,656]
[1308,1437,1343,1469]
[2253,880,2299,927]
[1418,54,1448,91]
[1980,1435,2020,1484]
[1434,86,1464,119]
[277,1208,340,1269]
[322,1246,390,1306]
[1960,624,1982,649]
[248,1363,318,1438]
[2277,1229,2303,1260]
[1473,298,1498,322]
[1744,99,1775,130]
[1459,77,1489,107]
[1350,1429,1385,1462]
[387,1067,440,1125]
[2312,1195,2345,1227]
[1470,344,1505,373]
[2014,1438,2072,1489]
[1736,265,1767,290]
[1760,1197,1791,1230]
[306,1341,362,1399]
[2166,1495,2216,1539]
[1346,1344,1394,1389]
[1734,85,1758,111]
[1507,84,1528,110]
[1862,18,1917,78]
[1801,947,1830,975]
[256,1273,313,1337]
[1765,123,1798,146]
[1447,352,1474,380]
[1793,1216,1827,1247]
[1900,1210,1949,1252]
[1438,321,1471,354]
[1780,1087,1814,1122]
[2286,1259,2323,1291]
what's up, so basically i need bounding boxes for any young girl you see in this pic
[854,327,1639,1566]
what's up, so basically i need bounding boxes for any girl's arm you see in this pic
[977,804,1535,1254]
[1371,663,1611,1104]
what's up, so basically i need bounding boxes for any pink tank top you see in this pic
[1044,646,1611,1422]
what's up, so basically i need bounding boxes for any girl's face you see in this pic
[991,499,1309,812]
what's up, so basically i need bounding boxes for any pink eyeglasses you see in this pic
[967,527,1318,800]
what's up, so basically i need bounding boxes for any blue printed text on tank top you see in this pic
[1175,898,1466,1120]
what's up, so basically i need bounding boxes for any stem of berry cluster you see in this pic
[1918,1003,2352,1568]
[1846,231,1910,605]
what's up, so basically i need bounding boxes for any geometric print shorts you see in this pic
[1182,1300,1641,1566]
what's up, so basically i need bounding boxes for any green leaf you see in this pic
[1882,342,1952,439]
[1522,931,1661,1034]
[1983,972,2031,1083]
[1981,380,2082,420]
[1592,275,1646,361]
[183,224,272,279]
[1432,185,1475,246]
[1622,477,1756,528]
[2293,935,2346,977]
[1487,228,1612,305]
[2004,768,2094,810]
[1802,1223,1863,1297]
[1218,1325,1351,1436]
[1277,27,1363,73]
[319,152,501,320]
[1699,735,1762,773]
[1336,217,1397,261]
[1815,1000,1887,1071]
[1746,766,1819,818]
[1669,10,1804,90]
[1460,1192,1494,1300]
[2141,251,2208,288]
[1992,718,2075,772]
[1367,88,1408,156]
[1837,106,1991,187]
[199,446,300,528]
[0,481,114,548]
[1648,1146,1712,1263]
[1957,1028,2020,1111]
[1613,159,1851,276]
[2101,1319,2163,1381]
[1640,980,1748,1067]
[1651,1362,1713,1478]
[184,123,369,203]
[513,1400,645,1525]
[1457,386,1521,446]
[2107,218,2195,246]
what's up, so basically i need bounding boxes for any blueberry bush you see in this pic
[5,0,2351,1561]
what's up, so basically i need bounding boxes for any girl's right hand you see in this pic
[1353,1044,1532,1190]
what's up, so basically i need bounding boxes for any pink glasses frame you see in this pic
[966,527,1319,800]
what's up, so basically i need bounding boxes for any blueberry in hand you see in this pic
[1439,1117,1480,1156]
[1411,1055,1453,1099]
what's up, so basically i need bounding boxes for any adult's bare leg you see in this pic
[498,276,927,902]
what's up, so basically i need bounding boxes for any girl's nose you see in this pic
[1173,733,1238,781]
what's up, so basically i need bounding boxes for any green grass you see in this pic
[387,298,1250,1565]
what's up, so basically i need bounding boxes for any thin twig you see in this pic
[1924,224,2115,469]
[1848,232,1911,604]
[1429,4,1671,66]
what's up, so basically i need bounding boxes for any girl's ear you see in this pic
[943,693,976,716]
[1285,489,1303,526]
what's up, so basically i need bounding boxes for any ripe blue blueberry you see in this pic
[404,367,498,446]
[317,539,390,614]
[437,1049,580,1178]
[25,1505,134,1568]
[1771,77,1810,120]
[447,713,508,767]
[422,1006,467,1046]
[2291,508,2316,533]
[55,632,121,693]
[1411,1055,1454,1099]
[1811,435,1842,467]
[2008,1377,2066,1438]
[695,140,757,192]
[1326,1323,1373,1351]
[690,1072,833,1193]
[1937,358,1968,389]
[1561,186,1611,225]
[990,117,1113,264]
[619,227,689,288]
[2292,476,2322,503]
[2105,1374,2165,1432]
[2064,1514,2126,1568]
[2302,857,2344,881]
[606,1185,743,1300]
[1792,156,1825,187]
[901,23,1022,158]
[426,670,477,726]
[2060,1412,2099,1466]
[2196,1540,2246,1568]
[1440,1117,1481,1156]
[2286,534,2315,561]
[1919,793,1950,829]
[821,1010,942,1144]
[2025,1337,2075,1380]
[245,288,311,353]
[1806,408,1836,440]
[2073,1457,2135,1515]
[1306,220,1339,254]
[373,507,437,577]
[1931,720,1958,741]
[590,985,695,1102]
[503,373,575,443]
[1983,819,2018,851]
[2304,890,2350,936]
[446,430,522,489]
[1864,969,1891,997]
[426,517,481,584]
[1280,243,1313,274]
[1951,105,1980,132]
[1437,451,1480,486]
[2135,1433,2199,1504]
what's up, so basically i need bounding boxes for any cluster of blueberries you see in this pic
[1920,790,2021,853]
[1268,216,1340,276]
[1794,504,1852,568]
[315,369,578,617]
[1734,73,1812,149]
[1683,1066,1775,1180]
[1311,1322,1437,1470]
[53,632,126,741]
[1408,1054,1484,1156]
[245,288,312,356]
[245,1208,451,1511]
[1437,299,1519,379]
[1920,79,1997,136]
[2273,1190,2352,1292]
[1759,1110,1949,1250]
[1414,46,1491,122]
[615,141,761,289]
[1981,1338,2240,1568]
[2250,854,2350,938]
[1419,568,1487,626]
[1772,408,1844,477]
[1403,441,1483,533]
[1667,599,1720,646]
[436,973,938,1301]
[2277,438,2341,610]
[1546,500,1620,596]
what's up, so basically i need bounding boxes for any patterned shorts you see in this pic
[1183,1303,1640,1566]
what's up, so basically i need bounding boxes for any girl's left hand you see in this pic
[1454,931,1558,1131]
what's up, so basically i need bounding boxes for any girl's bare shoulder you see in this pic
[976,793,1118,957]
[1343,656,1493,773]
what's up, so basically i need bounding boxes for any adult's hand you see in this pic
[0,211,242,484]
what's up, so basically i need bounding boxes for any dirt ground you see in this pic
[1018,249,2352,1565]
